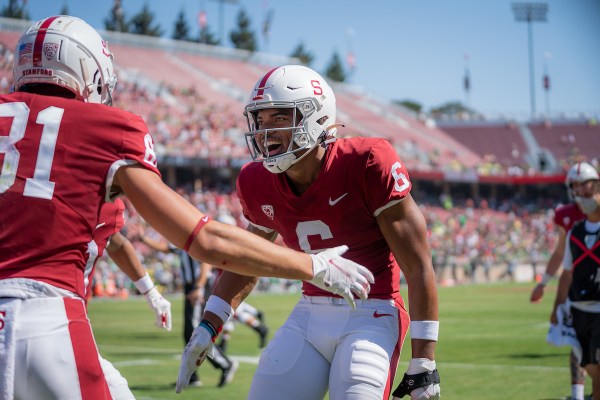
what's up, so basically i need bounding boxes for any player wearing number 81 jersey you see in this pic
[0,95,159,297]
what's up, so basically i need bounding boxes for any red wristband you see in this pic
[183,216,210,252]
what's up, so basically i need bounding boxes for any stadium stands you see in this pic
[528,121,600,170]
[440,122,529,168]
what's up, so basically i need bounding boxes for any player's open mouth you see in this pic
[265,140,283,156]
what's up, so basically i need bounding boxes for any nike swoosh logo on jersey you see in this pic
[201,216,209,222]
[329,193,348,206]
[373,310,393,318]
[95,222,106,229]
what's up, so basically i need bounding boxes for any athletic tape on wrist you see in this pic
[205,295,235,325]
[410,320,439,341]
[183,216,210,252]
[540,272,554,286]
[133,273,154,294]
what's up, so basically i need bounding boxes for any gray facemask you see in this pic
[575,196,600,214]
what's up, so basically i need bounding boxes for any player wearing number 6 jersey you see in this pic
[0,16,373,399]
[186,65,440,400]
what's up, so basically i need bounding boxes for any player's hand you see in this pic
[309,245,375,309]
[144,287,172,330]
[176,322,216,393]
[392,358,440,400]
[530,283,545,303]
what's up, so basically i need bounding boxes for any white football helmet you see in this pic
[565,162,599,200]
[13,15,117,105]
[243,65,337,173]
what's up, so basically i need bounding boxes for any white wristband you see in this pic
[133,273,154,294]
[540,272,554,286]
[410,320,439,341]
[205,295,235,325]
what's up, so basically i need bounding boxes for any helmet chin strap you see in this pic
[264,153,295,173]
[79,57,93,102]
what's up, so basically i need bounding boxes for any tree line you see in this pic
[1,0,349,83]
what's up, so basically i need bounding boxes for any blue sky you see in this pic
[17,0,600,117]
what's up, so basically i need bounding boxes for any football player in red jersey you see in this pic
[531,163,596,400]
[552,164,600,400]
[182,65,440,400]
[0,17,373,398]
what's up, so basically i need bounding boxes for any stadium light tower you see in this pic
[511,2,548,119]
[210,0,239,45]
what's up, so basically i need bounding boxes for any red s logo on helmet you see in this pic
[311,80,323,96]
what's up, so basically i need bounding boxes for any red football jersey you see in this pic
[83,198,126,301]
[0,92,160,298]
[237,137,411,299]
[554,202,585,231]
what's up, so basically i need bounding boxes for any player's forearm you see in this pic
[139,235,170,253]
[544,227,566,277]
[405,264,438,316]
[544,250,563,276]
[406,270,439,360]
[189,222,313,280]
[202,275,259,331]
[211,271,259,310]
[411,339,437,360]
[106,234,146,281]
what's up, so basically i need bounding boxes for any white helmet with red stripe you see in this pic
[565,162,599,199]
[13,15,117,105]
[566,162,600,214]
[243,65,337,173]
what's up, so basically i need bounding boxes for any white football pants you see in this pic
[248,296,409,400]
[0,296,133,400]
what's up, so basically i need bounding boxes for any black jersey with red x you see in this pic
[569,220,600,302]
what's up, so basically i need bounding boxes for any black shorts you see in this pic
[571,307,600,367]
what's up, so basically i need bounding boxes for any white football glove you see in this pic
[392,358,441,400]
[175,322,215,393]
[144,287,172,331]
[309,245,375,309]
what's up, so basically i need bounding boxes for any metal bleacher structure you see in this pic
[2,16,599,187]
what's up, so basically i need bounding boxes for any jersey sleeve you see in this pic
[120,114,161,176]
[104,113,162,201]
[553,206,564,228]
[363,139,412,216]
[95,198,126,256]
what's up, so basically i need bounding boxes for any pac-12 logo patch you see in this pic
[43,43,59,60]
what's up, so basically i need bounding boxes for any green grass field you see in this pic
[88,282,590,400]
